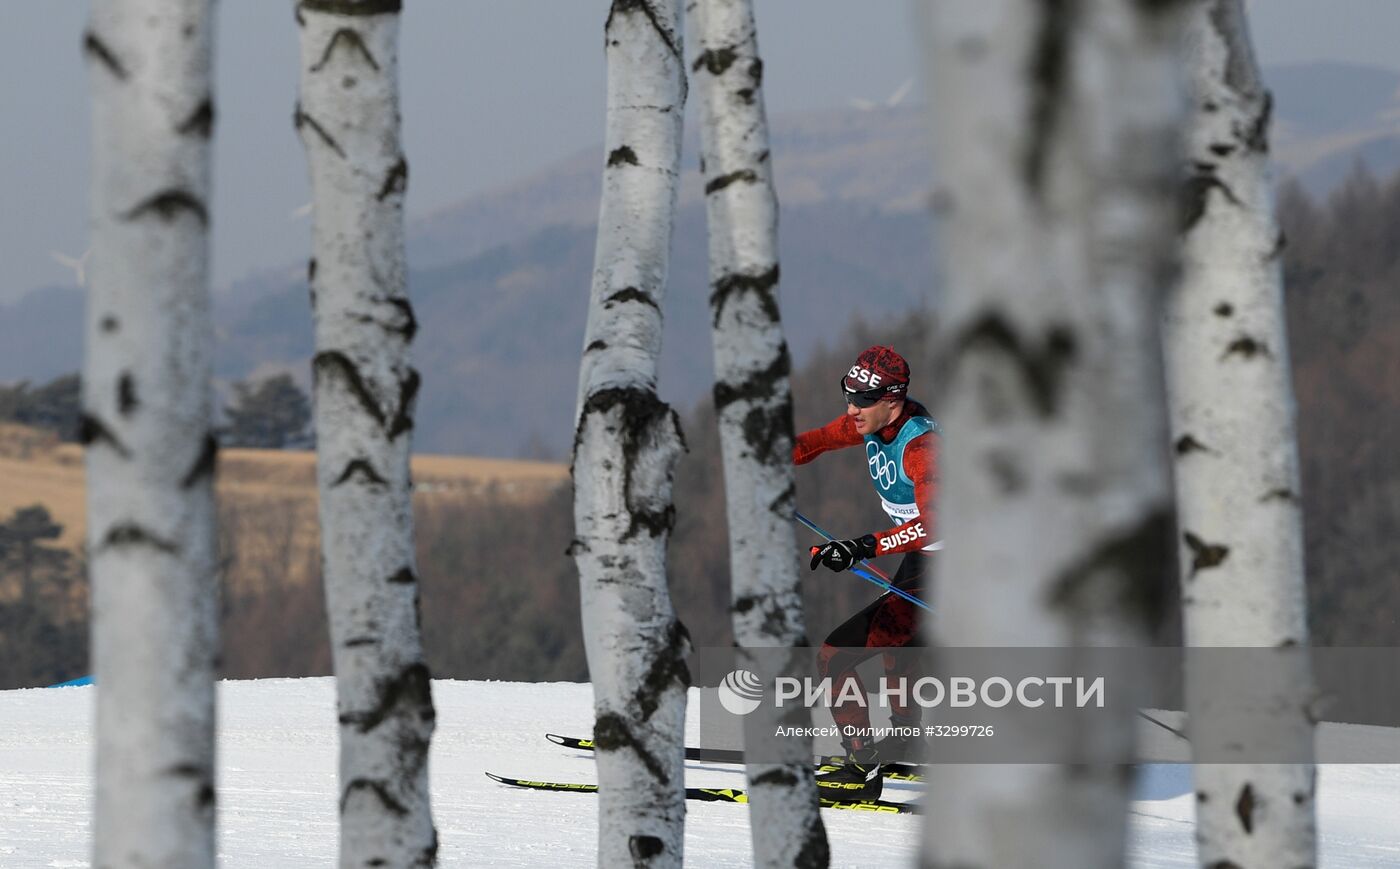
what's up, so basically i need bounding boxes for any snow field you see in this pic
[2,678,1399,866]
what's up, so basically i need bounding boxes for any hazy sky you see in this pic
[2,0,1398,304]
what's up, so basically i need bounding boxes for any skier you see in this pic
[794,345,940,800]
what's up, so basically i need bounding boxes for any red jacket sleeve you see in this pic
[793,414,861,465]
[872,432,939,556]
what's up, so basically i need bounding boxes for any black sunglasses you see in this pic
[841,377,886,408]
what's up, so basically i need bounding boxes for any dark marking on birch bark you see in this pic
[83,33,127,79]
[733,594,799,641]
[117,373,138,415]
[1221,335,1270,361]
[705,169,759,195]
[417,833,440,868]
[1046,509,1173,627]
[79,414,130,457]
[314,351,391,429]
[629,835,665,861]
[751,767,798,787]
[101,316,120,333]
[985,450,1026,495]
[308,257,318,283]
[710,264,780,328]
[345,636,379,647]
[103,523,180,554]
[586,340,608,353]
[1213,302,1234,317]
[341,779,407,816]
[1209,143,1235,157]
[123,190,208,226]
[1183,531,1229,576]
[1244,91,1273,154]
[339,662,434,733]
[604,286,659,310]
[333,459,388,487]
[294,106,347,159]
[635,620,691,721]
[1181,164,1241,231]
[311,27,380,73]
[769,482,796,516]
[378,157,408,201]
[693,46,737,75]
[300,0,403,15]
[951,314,1077,418]
[387,369,420,439]
[177,99,215,138]
[182,434,219,488]
[1175,434,1211,456]
[385,297,418,341]
[607,146,640,167]
[795,824,831,869]
[756,148,770,163]
[1260,488,1297,504]
[388,567,416,584]
[1025,0,1073,196]
[593,712,670,784]
[714,347,793,463]
[1235,783,1256,834]
[574,387,683,539]
[607,0,682,63]
[1265,229,1287,261]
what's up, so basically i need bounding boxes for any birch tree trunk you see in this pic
[84,2,219,867]
[1168,2,1318,865]
[686,1,828,865]
[296,2,438,866]
[920,2,1185,866]
[572,2,690,866]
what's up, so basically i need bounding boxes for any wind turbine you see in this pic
[49,248,91,286]
[849,77,916,111]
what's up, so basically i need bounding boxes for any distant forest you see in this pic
[3,165,1398,688]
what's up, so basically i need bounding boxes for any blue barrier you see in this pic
[47,675,94,688]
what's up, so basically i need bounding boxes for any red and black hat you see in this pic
[842,345,910,404]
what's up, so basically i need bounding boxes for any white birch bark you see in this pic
[572,2,690,866]
[83,2,219,867]
[920,2,1185,867]
[686,1,828,865]
[296,2,437,866]
[1168,2,1318,865]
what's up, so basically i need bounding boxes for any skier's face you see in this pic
[846,397,902,435]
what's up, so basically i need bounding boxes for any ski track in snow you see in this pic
[0,678,1397,867]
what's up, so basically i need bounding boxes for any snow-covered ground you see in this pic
[0,678,1397,867]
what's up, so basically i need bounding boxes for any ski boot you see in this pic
[814,739,882,801]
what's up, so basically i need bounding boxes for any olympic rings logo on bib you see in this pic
[867,442,898,490]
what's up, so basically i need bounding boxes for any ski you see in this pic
[484,772,916,814]
[544,733,924,782]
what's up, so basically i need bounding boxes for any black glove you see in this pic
[809,535,877,572]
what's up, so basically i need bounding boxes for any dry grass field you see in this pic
[0,422,568,591]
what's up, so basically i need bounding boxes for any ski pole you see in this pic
[794,510,933,612]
